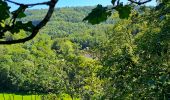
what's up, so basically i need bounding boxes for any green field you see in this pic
[0,93,77,100]
[0,94,41,100]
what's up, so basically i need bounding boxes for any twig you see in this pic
[5,0,51,7]
[128,0,152,5]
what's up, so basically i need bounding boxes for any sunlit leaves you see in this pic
[96,4,170,98]
[83,5,112,25]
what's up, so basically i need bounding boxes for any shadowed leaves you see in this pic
[12,6,27,19]
[0,1,10,22]
[83,5,112,25]
[10,21,34,34]
[83,3,131,25]
[115,5,131,19]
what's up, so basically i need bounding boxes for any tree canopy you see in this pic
[0,0,169,99]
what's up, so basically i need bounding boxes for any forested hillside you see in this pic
[0,5,170,99]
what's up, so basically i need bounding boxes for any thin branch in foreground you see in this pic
[0,0,58,44]
[128,0,152,5]
[5,0,51,7]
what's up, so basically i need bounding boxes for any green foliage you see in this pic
[10,21,34,34]
[0,0,35,41]
[0,0,10,22]
[95,5,170,99]
[111,0,116,5]
[12,6,27,19]
[0,7,105,97]
[83,5,112,25]
[0,1,170,99]
[115,5,131,19]
[83,1,133,24]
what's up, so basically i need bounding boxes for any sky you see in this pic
[8,0,157,10]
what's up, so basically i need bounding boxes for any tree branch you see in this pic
[128,0,152,5]
[5,0,51,7]
[0,0,58,44]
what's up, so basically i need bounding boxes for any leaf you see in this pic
[115,5,131,19]
[0,1,10,22]
[111,0,117,5]
[17,12,26,18]
[12,6,27,19]
[83,5,112,25]
[10,21,34,34]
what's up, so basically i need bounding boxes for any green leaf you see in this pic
[111,0,117,5]
[12,6,27,19]
[83,5,112,25]
[115,5,131,19]
[17,12,26,18]
[10,21,34,34]
[0,1,10,22]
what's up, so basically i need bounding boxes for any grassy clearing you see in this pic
[0,93,41,100]
[0,93,79,100]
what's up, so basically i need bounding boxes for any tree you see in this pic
[0,1,169,99]
[51,38,103,99]
[0,0,155,44]
[95,2,170,99]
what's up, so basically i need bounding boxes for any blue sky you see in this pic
[8,0,157,10]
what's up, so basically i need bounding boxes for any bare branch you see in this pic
[128,0,152,5]
[5,0,51,7]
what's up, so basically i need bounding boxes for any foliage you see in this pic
[96,3,170,99]
[0,0,170,99]
[83,5,112,25]
[0,0,58,44]
[83,0,152,24]
[0,0,155,43]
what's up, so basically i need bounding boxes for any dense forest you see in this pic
[0,3,170,100]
